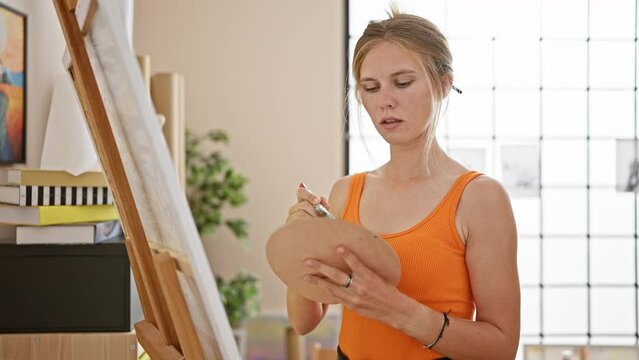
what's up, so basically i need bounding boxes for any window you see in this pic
[348,0,639,356]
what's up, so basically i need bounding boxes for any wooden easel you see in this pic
[52,1,216,358]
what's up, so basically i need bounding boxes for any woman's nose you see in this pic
[379,88,397,110]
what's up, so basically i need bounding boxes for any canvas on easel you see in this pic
[52,0,240,358]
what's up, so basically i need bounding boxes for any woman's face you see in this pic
[358,41,434,145]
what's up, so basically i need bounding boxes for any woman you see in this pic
[286,8,520,360]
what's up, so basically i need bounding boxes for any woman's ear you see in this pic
[441,73,453,99]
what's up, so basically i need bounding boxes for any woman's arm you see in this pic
[286,176,351,335]
[287,289,329,335]
[395,176,520,359]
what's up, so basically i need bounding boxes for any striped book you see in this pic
[0,185,113,206]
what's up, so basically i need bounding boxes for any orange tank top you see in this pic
[338,170,482,360]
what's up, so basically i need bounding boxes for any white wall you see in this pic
[23,0,66,168]
[134,0,345,312]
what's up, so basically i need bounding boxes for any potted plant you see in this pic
[185,128,260,356]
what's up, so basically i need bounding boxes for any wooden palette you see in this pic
[266,219,401,304]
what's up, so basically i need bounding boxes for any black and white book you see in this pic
[16,220,123,245]
[0,185,113,206]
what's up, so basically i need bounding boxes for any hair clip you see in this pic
[451,85,462,94]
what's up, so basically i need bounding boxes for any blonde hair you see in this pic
[352,5,454,170]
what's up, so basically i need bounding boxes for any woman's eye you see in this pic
[396,81,412,88]
[364,86,379,93]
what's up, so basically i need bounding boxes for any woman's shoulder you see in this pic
[462,174,511,208]
[328,174,355,202]
[458,174,514,232]
[328,174,361,219]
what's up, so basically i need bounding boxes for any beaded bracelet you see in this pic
[424,310,450,349]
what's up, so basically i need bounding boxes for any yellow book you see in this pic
[0,204,118,226]
[2,168,108,187]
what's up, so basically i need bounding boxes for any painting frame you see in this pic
[0,2,26,164]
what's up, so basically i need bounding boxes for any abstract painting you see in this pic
[0,3,25,163]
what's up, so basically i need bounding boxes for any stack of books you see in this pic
[0,168,122,245]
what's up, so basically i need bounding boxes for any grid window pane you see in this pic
[543,287,588,334]
[590,190,635,236]
[447,89,493,137]
[449,40,494,88]
[590,336,638,345]
[589,42,635,89]
[511,198,541,236]
[589,90,634,139]
[493,0,540,38]
[348,0,392,36]
[591,287,636,334]
[495,90,540,138]
[519,238,541,285]
[446,139,494,174]
[348,38,356,79]
[349,137,389,174]
[394,0,447,31]
[542,238,587,285]
[542,140,587,186]
[590,238,635,285]
[521,287,541,335]
[348,97,379,138]
[541,0,587,39]
[618,139,639,192]
[542,189,587,235]
[590,140,620,186]
[500,143,540,197]
[447,147,487,173]
[589,0,636,39]
[541,41,587,89]
[540,336,589,345]
[447,0,497,38]
[541,90,587,137]
[495,40,540,88]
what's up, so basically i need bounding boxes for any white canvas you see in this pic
[74,0,240,358]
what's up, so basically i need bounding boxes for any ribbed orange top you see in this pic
[338,171,482,359]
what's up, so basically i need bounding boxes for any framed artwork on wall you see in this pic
[0,3,25,164]
[616,139,639,193]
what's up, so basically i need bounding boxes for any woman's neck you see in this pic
[378,139,453,182]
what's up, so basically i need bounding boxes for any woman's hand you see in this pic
[285,183,330,225]
[303,245,410,328]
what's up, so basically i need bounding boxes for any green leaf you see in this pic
[186,129,250,248]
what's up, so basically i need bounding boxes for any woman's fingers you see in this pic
[285,183,329,224]
[297,186,321,205]
[287,201,317,217]
[304,259,350,287]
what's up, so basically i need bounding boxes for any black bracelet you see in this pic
[424,310,451,349]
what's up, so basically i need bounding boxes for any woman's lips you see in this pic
[380,118,402,130]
